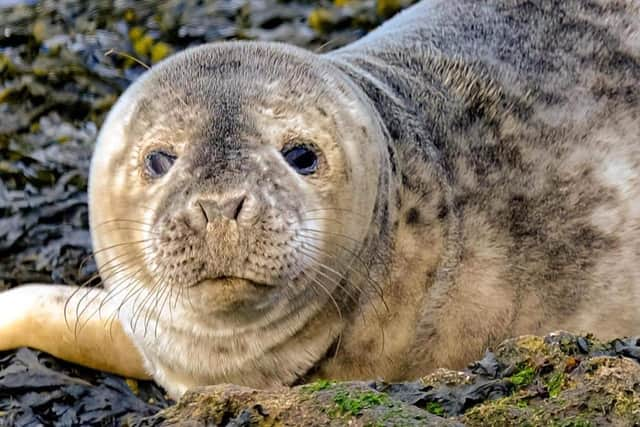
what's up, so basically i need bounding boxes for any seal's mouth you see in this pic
[193,276,274,288]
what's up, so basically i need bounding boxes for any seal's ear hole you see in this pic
[145,150,177,178]
[282,145,318,175]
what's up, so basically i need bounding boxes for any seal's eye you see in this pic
[145,150,177,178]
[282,145,318,175]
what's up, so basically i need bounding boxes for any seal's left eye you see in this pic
[282,145,318,175]
[145,150,177,178]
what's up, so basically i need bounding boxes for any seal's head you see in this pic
[89,42,388,331]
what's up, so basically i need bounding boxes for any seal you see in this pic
[1,0,639,399]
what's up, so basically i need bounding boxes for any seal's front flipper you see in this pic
[0,285,150,380]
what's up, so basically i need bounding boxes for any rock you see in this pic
[138,332,640,426]
[148,383,461,426]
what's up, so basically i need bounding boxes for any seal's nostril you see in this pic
[194,195,246,223]
[221,195,246,221]
[197,201,209,222]
[196,199,220,224]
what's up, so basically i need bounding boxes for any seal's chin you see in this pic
[184,276,276,314]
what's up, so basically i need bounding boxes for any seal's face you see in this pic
[89,42,384,328]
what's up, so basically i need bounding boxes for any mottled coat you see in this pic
[320,0,640,380]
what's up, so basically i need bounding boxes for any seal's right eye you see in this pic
[144,150,177,178]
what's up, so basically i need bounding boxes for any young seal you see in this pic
[1,0,639,399]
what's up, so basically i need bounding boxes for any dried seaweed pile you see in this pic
[0,348,170,426]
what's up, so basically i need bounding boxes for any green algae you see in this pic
[508,365,536,388]
[546,372,565,398]
[425,401,445,416]
[302,379,335,393]
[332,389,390,416]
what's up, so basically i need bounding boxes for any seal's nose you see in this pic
[197,195,246,222]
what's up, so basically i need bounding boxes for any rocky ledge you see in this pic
[142,332,640,426]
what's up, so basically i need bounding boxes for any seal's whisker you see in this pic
[299,229,386,287]
[145,267,170,337]
[105,268,147,339]
[299,235,368,287]
[298,216,346,225]
[183,283,196,311]
[172,277,184,312]
[73,256,151,336]
[133,266,167,336]
[96,246,154,277]
[299,227,364,246]
[76,244,130,282]
[67,250,148,333]
[298,269,343,323]
[301,207,368,220]
[78,276,140,339]
[299,231,389,311]
[87,238,158,259]
[298,248,384,354]
[298,249,360,305]
[152,276,173,339]
[299,244,387,336]
[98,253,153,314]
[101,226,161,235]
[106,261,162,339]
[95,218,155,228]
[296,244,363,299]
[71,246,146,300]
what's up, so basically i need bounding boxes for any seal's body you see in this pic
[0,0,639,399]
